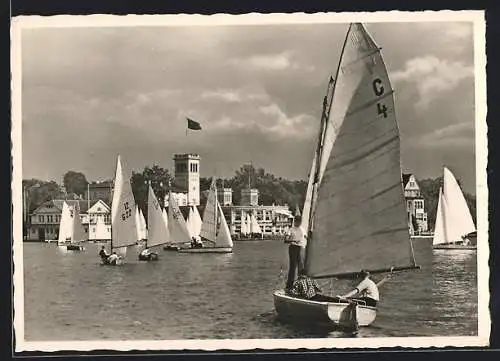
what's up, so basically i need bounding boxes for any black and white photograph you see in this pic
[11,10,489,352]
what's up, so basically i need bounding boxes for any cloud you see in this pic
[229,51,314,72]
[410,122,474,149]
[258,103,316,138]
[392,56,474,109]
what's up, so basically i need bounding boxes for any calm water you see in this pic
[22,238,477,340]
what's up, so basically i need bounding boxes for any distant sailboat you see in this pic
[163,187,192,251]
[139,184,169,261]
[103,155,137,265]
[433,167,477,250]
[274,23,420,329]
[179,177,233,253]
[57,201,86,251]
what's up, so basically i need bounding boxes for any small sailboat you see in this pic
[274,23,420,329]
[57,201,86,251]
[163,187,193,251]
[102,155,137,265]
[139,184,169,261]
[179,178,233,253]
[432,167,477,250]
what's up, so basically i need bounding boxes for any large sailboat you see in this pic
[432,167,477,250]
[179,177,233,253]
[273,23,420,329]
[138,184,170,261]
[57,201,87,251]
[103,155,138,265]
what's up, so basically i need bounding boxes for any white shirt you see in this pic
[289,226,307,247]
[355,278,380,301]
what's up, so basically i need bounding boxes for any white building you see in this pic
[172,153,200,206]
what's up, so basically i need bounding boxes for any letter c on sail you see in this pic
[372,78,384,96]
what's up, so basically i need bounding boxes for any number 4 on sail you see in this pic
[273,23,420,330]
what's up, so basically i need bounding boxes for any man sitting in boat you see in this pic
[107,252,121,265]
[288,270,322,300]
[284,215,307,291]
[191,236,203,249]
[339,270,379,307]
[99,246,110,262]
[139,248,159,261]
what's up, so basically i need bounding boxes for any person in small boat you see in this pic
[288,270,322,300]
[139,248,158,261]
[284,215,307,290]
[339,270,379,307]
[99,246,110,262]
[107,252,120,265]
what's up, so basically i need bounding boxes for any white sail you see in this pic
[246,213,251,234]
[147,184,170,248]
[200,178,218,242]
[432,187,446,245]
[167,191,192,244]
[240,211,248,235]
[250,213,262,234]
[135,205,142,241]
[57,201,73,244]
[305,23,416,278]
[442,167,476,241]
[162,207,169,230]
[186,206,195,238]
[139,208,147,240]
[215,202,233,248]
[111,155,137,249]
[192,205,203,238]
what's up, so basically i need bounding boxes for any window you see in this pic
[39,215,44,223]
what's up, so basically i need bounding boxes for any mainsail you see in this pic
[111,155,138,249]
[58,201,73,243]
[167,190,192,244]
[147,184,170,248]
[432,187,446,245]
[215,203,233,248]
[135,205,142,241]
[139,208,148,239]
[249,213,262,234]
[305,23,416,278]
[200,178,218,242]
[162,207,169,230]
[442,167,476,241]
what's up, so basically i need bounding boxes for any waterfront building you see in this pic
[27,198,111,242]
[88,181,113,204]
[402,173,429,234]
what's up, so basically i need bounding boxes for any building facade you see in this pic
[27,199,111,242]
[173,153,200,206]
[88,181,113,204]
[402,173,428,234]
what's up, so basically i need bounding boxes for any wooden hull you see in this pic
[58,244,85,251]
[273,290,377,328]
[178,247,233,254]
[433,244,476,250]
[138,253,159,261]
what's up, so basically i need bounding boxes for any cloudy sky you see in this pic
[20,19,477,193]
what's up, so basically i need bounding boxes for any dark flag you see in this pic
[187,118,202,131]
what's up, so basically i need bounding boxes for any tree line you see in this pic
[22,166,476,232]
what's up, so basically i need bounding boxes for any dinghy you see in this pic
[273,22,420,330]
[432,167,477,250]
[179,178,233,253]
[138,184,169,261]
[57,201,87,251]
[162,186,193,251]
[102,155,137,266]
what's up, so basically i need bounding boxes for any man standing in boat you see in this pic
[339,270,380,307]
[284,215,307,291]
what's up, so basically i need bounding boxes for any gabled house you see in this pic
[27,199,111,242]
[402,173,428,235]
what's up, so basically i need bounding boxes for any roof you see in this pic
[33,199,110,214]
[89,181,113,189]
[402,173,412,187]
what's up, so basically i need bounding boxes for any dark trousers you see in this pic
[286,244,305,289]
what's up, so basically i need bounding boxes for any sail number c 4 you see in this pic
[121,201,132,221]
[372,78,388,118]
